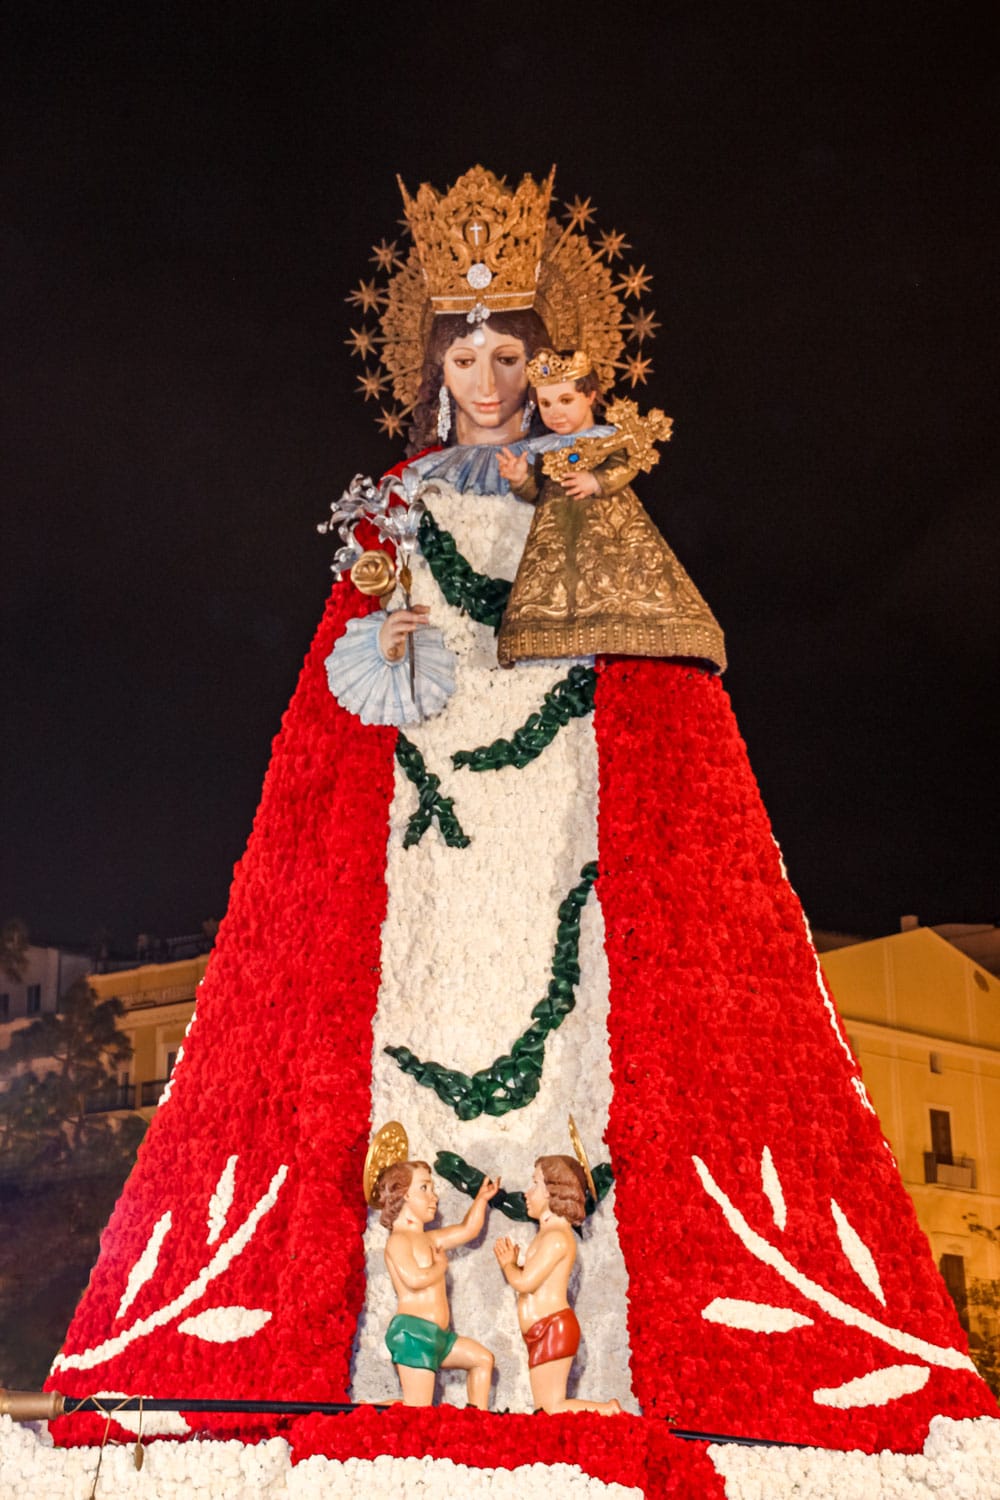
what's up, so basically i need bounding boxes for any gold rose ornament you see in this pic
[350,549,397,608]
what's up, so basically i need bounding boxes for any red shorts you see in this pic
[522,1307,581,1369]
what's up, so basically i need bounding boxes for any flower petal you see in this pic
[178,1306,272,1344]
[831,1198,886,1305]
[702,1298,813,1333]
[116,1212,172,1321]
[813,1364,930,1408]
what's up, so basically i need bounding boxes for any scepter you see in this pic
[319,472,428,721]
[370,483,426,717]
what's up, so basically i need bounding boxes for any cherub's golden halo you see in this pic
[363,1120,410,1207]
[567,1113,598,1204]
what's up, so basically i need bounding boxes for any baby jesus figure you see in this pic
[495,348,725,672]
[494,1155,622,1416]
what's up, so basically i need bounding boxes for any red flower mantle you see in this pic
[49,524,996,1481]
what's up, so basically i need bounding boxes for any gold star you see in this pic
[597,228,631,262]
[356,368,390,402]
[563,194,597,232]
[377,407,406,440]
[623,306,661,343]
[344,325,379,359]
[345,278,386,312]
[621,352,654,387]
[370,238,403,272]
[614,263,654,299]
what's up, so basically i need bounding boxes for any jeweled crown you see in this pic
[397,165,555,316]
[526,348,593,387]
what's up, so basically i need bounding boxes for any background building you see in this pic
[821,925,1000,1380]
[87,953,205,1118]
[0,944,90,1030]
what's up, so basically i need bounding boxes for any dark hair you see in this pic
[535,1154,587,1226]
[406,308,552,455]
[375,1158,432,1229]
[533,348,605,414]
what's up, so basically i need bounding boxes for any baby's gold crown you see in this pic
[398,165,555,316]
[526,348,593,387]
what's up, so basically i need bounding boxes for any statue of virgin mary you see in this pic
[47,167,994,1470]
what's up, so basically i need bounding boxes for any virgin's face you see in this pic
[442,324,529,447]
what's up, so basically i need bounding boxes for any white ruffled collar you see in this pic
[403,426,615,497]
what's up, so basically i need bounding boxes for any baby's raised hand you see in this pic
[497,447,529,485]
[476,1174,502,1203]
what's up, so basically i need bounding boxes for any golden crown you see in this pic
[526,348,593,387]
[397,165,555,316]
[346,166,663,438]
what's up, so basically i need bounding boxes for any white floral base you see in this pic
[3,1416,998,1498]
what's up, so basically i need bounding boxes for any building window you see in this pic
[930,1108,953,1166]
[929,1052,943,1074]
[26,984,41,1016]
[939,1253,969,1332]
[0,992,9,1020]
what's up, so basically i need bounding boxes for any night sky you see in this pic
[2,4,996,952]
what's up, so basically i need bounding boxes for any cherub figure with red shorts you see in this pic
[494,1155,622,1415]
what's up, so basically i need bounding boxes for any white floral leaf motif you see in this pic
[830,1198,886,1305]
[116,1212,172,1321]
[54,1164,288,1372]
[760,1146,787,1231]
[92,1392,190,1436]
[691,1154,976,1373]
[702,1298,813,1333]
[207,1154,239,1245]
[178,1307,272,1343]
[813,1363,930,1407]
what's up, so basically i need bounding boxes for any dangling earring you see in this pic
[520,398,536,434]
[437,384,452,443]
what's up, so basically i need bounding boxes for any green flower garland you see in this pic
[418,511,511,631]
[434,1150,615,1224]
[452,665,597,773]
[395,733,470,849]
[385,861,598,1119]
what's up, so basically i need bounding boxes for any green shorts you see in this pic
[385,1313,458,1371]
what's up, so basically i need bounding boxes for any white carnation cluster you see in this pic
[0,1418,641,1499]
[3,1414,999,1496]
[709,1415,1000,1499]
[352,484,636,1414]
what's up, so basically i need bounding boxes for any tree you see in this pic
[1,916,29,982]
[0,977,145,1174]
[964,1216,1000,1399]
[0,976,147,1384]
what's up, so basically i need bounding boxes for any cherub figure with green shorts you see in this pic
[374,1158,500,1408]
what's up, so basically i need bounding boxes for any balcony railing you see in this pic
[140,1077,171,1108]
[924,1153,976,1189]
[84,1083,136,1114]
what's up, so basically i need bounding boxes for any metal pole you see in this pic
[0,1389,814,1447]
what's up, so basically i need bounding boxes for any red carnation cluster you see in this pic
[289,1406,725,1499]
[48,502,996,1479]
[50,563,398,1438]
[595,659,994,1452]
